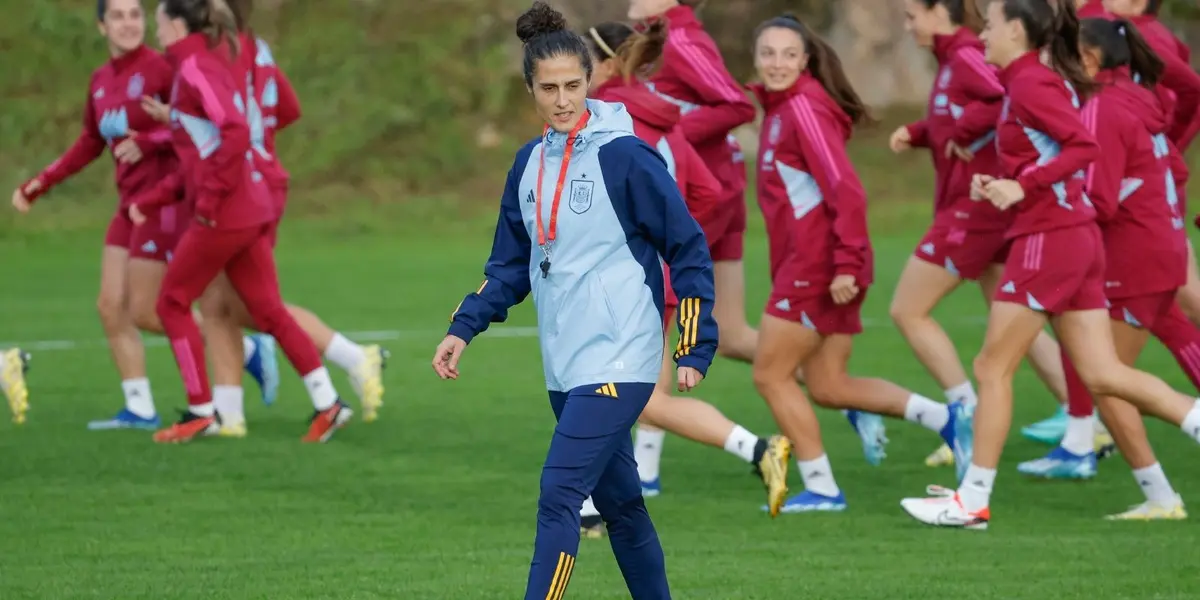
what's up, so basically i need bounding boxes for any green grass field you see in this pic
[1,203,1197,599]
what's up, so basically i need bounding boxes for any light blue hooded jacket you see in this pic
[448,99,718,392]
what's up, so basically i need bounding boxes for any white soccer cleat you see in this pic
[900,485,990,530]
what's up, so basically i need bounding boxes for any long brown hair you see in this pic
[754,14,874,126]
[586,20,669,82]
[999,0,1095,98]
[162,0,240,55]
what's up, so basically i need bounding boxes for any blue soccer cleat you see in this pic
[641,477,661,497]
[942,400,974,484]
[845,410,888,466]
[1021,405,1067,445]
[1017,446,1097,479]
[87,408,160,431]
[764,490,848,514]
[244,334,279,407]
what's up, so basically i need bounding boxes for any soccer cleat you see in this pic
[1017,447,1098,479]
[1105,495,1187,521]
[756,435,792,518]
[845,410,888,466]
[1021,405,1067,445]
[351,345,388,423]
[87,408,161,431]
[218,421,248,438]
[640,478,661,497]
[945,400,974,484]
[153,410,220,443]
[1094,429,1117,460]
[580,514,606,539]
[925,443,954,467]
[900,485,989,530]
[0,348,30,424]
[303,399,353,443]
[765,490,847,514]
[244,334,280,407]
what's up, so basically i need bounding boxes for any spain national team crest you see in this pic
[767,115,782,145]
[569,179,594,214]
[127,73,145,99]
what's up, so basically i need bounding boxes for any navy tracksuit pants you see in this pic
[523,382,670,600]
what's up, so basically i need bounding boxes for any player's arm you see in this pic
[25,80,107,203]
[614,138,718,376]
[1012,81,1099,195]
[905,119,931,149]
[181,59,251,224]
[447,149,534,344]
[273,69,302,132]
[950,50,1005,146]
[667,41,756,146]
[792,99,869,279]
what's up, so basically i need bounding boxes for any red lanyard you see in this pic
[535,111,591,247]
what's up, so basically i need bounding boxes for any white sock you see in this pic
[959,464,996,512]
[904,394,950,433]
[242,336,255,367]
[1132,463,1178,505]
[1182,400,1200,443]
[212,385,245,425]
[945,381,978,407]
[121,378,156,418]
[797,455,840,498]
[723,425,759,463]
[189,402,215,417]
[303,367,338,410]
[1061,414,1095,455]
[324,333,366,373]
[580,496,600,518]
[634,426,665,482]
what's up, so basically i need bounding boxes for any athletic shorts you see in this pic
[993,224,1107,314]
[913,224,1009,281]
[104,205,186,262]
[1108,290,1176,330]
[704,193,746,262]
[765,287,867,335]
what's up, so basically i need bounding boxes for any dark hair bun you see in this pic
[516,1,568,45]
[779,12,801,23]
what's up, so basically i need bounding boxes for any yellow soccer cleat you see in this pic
[352,345,388,423]
[1,348,30,425]
[218,421,248,438]
[758,435,792,518]
[580,514,606,539]
[925,443,954,467]
[1105,496,1187,521]
[1094,430,1117,460]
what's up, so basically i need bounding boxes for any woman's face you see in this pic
[155,3,187,48]
[628,0,675,21]
[981,1,1023,67]
[529,54,590,133]
[754,26,807,92]
[98,0,146,55]
[904,0,945,49]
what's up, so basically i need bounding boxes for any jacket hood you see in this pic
[932,27,983,63]
[593,79,682,133]
[542,99,635,156]
[1097,68,1168,135]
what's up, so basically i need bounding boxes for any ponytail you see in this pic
[1079,17,1164,88]
[754,14,874,126]
[586,21,668,83]
[1001,0,1095,98]
[206,0,241,54]
[162,0,241,55]
[920,0,985,33]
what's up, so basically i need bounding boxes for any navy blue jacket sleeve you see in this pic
[622,138,719,375]
[447,147,533,343]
